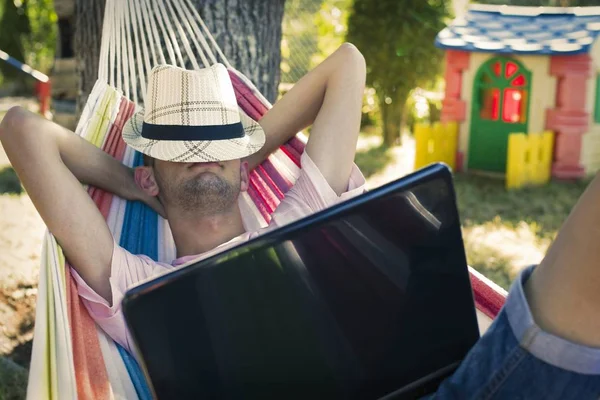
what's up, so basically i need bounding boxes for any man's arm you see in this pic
[249,43,366,195]
[525,172,600,348]
[0,108,159,303]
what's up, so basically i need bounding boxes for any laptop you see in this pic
[123,163,480,399]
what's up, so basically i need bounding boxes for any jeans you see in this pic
[426,266,600,399]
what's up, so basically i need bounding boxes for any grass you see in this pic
[452,173,590,290]
[0,167,22,195]
[0,357,28,400]
[454,174,590,240]
[354,145,393,178]
[463,240,517,290]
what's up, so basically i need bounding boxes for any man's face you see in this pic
[152,158,248,214]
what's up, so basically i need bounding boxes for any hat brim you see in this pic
[122,107,266,163]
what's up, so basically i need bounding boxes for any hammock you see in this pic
[26,0,508,398]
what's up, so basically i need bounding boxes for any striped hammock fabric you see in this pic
[27,67,309,399]
[26,0,508,398]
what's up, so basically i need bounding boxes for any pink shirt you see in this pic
[72,152,366,354]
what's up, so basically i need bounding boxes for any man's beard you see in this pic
[161,173,240,215]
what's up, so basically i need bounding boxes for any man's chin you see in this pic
[183,172,228,189]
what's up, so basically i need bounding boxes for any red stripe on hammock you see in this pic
[229,78,263,120]
[228,68,303,193]
[279,145,302,168]
[228,71,269,118]
[249,171,279,214]
[234,95,259,120]
[246,182,272,223]
[469,272,505,319]
[288,136,306,154]
[255,165,285,200]
[66,267,112,400]
[88,99,134,218]
[89,112,119,216]
[113,99,135,160]
[261,159,293,193]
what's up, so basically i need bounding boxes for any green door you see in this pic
[468,57,531,172]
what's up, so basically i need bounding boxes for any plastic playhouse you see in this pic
[435,4,600,180]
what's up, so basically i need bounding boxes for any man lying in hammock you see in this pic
[2,43,600,397]
[2,43,367,349]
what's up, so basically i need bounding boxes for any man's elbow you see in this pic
[0,106,27,141]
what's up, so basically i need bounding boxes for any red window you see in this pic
[480,88,500,120]
[493,61,502,77]
[505,61,518,78]
[511,74,526,87]
[503,89,525,123]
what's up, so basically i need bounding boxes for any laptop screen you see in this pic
[123,164,480,399]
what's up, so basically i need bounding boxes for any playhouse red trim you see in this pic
[547,54,592,179]
[441,50,470,123]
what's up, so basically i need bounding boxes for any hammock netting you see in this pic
[27,0,508,398]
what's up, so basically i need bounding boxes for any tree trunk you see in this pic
[74,0,285,113]
[73,0,105,112]
[0,0,31,81]
[379,91,407,147]
[192,0,285,103]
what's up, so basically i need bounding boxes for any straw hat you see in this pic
[122,63,265,162]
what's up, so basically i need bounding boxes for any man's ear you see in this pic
[240,161,250,192]
[134,166,159,197]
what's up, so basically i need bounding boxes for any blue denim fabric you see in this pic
[425,266,600,399]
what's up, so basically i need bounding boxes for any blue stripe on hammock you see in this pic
[118,151,157,397]
[120,152,159,261]
[117,344,153,400]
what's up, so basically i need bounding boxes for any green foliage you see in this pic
[0,0,31,80]
[0,167,22,195]
[475,0,600,5]
[346,0,451,145]
[22,0,58,73]
[312,0,352,65]
[0,357,28,400]
[281,0,351,83]
[360,87,380,128]
[281,0,321,83]
[0,0,57,84]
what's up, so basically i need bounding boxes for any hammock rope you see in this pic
[99,0,233,104]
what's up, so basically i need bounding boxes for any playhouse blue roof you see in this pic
[436,5,600,55]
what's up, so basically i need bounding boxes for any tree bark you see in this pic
[74,0,285,113]
[191,0,285,103]
[379,91,407,147]
[73,0,105,112]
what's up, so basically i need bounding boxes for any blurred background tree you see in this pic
[0,0,57,90]
[475,0,600,5]
[23,0,58,73]
[0,0,31,84]
[280,0,322,84]
[281,0,351,84]
[346,0,451,147]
